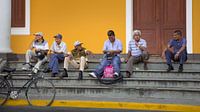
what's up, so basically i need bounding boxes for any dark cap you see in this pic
[54,34,62,39]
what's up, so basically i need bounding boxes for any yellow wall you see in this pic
[193,0,200,53]
[11,0,126,54]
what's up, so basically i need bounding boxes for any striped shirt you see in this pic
[128,39,147,57]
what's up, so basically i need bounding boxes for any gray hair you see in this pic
[132,30,141,36]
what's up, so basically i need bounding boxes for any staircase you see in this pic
[4,54,200,105]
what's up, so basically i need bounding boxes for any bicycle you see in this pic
[0,67,56,106]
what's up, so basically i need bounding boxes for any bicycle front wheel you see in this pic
[26,78,56,106]
[0,77,11,105]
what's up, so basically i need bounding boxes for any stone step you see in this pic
[6,69,200,79]
[11,85,200,100]
[8,61,200,71]
[10,77,200,89]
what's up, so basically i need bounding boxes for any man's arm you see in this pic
[138,45,147,51]
[177,45,186,54]
[125,51,132,62]
[29,40,35,50]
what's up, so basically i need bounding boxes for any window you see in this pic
[11,0,30,35]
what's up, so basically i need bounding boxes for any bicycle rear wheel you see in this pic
[0,77,11,105]
[26,78,56,106]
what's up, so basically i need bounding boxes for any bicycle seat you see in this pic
[3,67,16,73]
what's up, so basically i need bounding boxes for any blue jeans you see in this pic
[94,55,121,76]
[48,54,64,74]
[165,50,187,65]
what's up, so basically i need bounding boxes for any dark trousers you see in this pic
[165,50,187,65]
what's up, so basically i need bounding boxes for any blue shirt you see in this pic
[168,38,187,53]
[103,39,123,54]
[128,38,147,57]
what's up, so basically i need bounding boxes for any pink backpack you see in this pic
[102,65,114,78]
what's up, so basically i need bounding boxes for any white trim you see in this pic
[11,0,30,35]
[126,0,133,53]
[186,0,193,53]
[126,0,193,53]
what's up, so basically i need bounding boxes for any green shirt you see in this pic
[71,47,87,59]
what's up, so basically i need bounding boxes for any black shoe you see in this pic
[126,71,131,78]
[178,65,183,72]
[51,73,57,77]
[144,62,148,70]
[78,71,83,80]
[44,67,51,73]
[59,70,68,79]
[167,65,174,72]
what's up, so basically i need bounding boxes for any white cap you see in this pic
[34,32,43,36]
[74,41,83,47]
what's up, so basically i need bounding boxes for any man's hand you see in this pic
[65,53,73,60]
[125,58,129,63]
[85,50,92,55]
[174,52,180,60]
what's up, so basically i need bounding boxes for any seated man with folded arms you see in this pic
[62,41,91,80]
[125,30,149,78]
[44,34,67,77]
[22,32,49,74]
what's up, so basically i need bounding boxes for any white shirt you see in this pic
[51,41,67,54]
[103,39,123,51]
[32,40,49,50]
[128,38,147,57]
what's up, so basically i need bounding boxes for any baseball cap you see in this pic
[54,34,62,39]
[33,32,43,36]
[74,41,83,47]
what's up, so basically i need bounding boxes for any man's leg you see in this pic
[165,50,174,72]
[112,56,121,76]
[178,52,187,72]
[126,56,140,77]
[141,51,149,70]
[33,56,48,74]
[78,56,87,80]
[94,58,109,77]
[52,54,64,74]
[62,56,71,77]
[22,50,35,70]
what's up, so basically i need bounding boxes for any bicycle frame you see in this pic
[7,72,42,95]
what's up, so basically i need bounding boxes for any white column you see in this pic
[126,0,133,53]
[0,0,12,53]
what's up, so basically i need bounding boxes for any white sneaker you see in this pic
[32,68,38,74]
[22,64,30,71]
[88,72,97,78]
[114,72,119,77]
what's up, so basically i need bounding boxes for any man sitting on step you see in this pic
[164,30,187,72]
[22,32,49,74]
[61,41,91,80]
[125,30,149,78]
[88,30,123,78]
[44,34,67,77]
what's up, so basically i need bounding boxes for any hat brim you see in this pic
[34,33,42,36]
[75,43,83,46]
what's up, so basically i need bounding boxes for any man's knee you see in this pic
[65,56,70,61]
[80,56,86,61]
[142,51,149,60]
[26,49,32,55]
